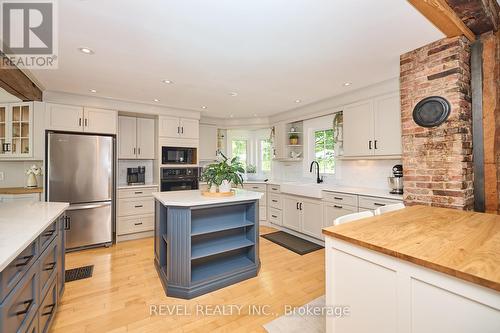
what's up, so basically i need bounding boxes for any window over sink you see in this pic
[314,129,335,174]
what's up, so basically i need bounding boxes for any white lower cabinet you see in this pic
[243,184,267,221]
[324,203,358,227]
[117,185,158,240]
[282,194,324,239]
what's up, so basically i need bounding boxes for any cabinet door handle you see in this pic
[134,191,143,194]
[271,215,278,218]
[43,229,56,238]
[334,205,343,209]
[374,203,386,207]
[374,140,378,149]
[133,148,136,155]
[15,255,34,267]
[296,202,299,210]
[84,118,88,127]
[272,187,278,191]
[43,262,56,271]
[299,202,303,210]
[79,118,82,126]
[41,303,56,316]
[15,299,33,316]
[272,200,278,203]
[333,197,343,200]
[134,222,143,226]
[369,140,372,149]
[138,147,141,155]
[177,126,180,134]
[134,205,143,208]
[181,127,184,134]
[64,216,71,230]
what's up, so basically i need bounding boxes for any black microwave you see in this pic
[162,146,197,165]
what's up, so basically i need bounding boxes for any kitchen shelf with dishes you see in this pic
[271,121,304,161]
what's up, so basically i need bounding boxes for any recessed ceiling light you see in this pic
[343,82,352,87]
[89,89,97,93]
[161,79,173,84]
[78,47,94,55]
[253,113,257,117]
[201,106,207,109]
[295,99,302,103]
[153,98,160,102]
[229,92,238,97]
[230,114,234,118]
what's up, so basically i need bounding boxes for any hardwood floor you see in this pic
[51,226,325,332]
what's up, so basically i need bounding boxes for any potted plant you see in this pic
[25,164,42,188]
[201,152,244,193]
[289,133,299,145]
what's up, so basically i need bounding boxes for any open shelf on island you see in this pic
[191,231,254,260]
[191,250,254,284]
[191,203,255,236]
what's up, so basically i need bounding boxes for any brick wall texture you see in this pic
[400,36,474,210]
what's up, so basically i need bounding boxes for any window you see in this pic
[260,139,272,173]
[314,129,335,174]
[231,139,248,166]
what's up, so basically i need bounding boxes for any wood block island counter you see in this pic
[153,189,263,299]
[322,205,500,333]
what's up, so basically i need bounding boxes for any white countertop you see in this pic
[321,185,403,200]
[0,201,69,271]
[153,189,264,207]
[117,183,159,190]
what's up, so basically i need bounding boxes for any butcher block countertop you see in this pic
[0,187,43,194]
[322,205,500,291]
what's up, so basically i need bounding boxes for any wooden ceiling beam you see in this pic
[408,0,476,41]
[0,54,42,101]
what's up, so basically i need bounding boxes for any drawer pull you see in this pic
[15,299,33,316]
[334,205,343,209]
[271,215,278,218]
[272,187,278,190]
[134,222,143,226]
[16,255,34,267]
[334,197,343,200]
[43,262,56,271]
[272,200,278,203]
[134,191,143,194]
[43,230,56,238]
[134,205,144,208]
[41,303,56,316]
[374,203,386,207]
[252,187,259,189]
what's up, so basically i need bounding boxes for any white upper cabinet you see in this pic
[46,104,117,134]
[159,116,199,139]
[373,95,402,156]
[343,101,374,157]
[84,107,117,134]
[0,102,33,158]
[46,103,83,132]
[342,94,401,157]
[271,123,286,160]
[118,116,155,160]
[118,116,137,159]
[199,124,218,161]
[179,118,199,139]
[136,118,155,159]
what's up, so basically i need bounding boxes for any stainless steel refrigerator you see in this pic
[47,132,114,250]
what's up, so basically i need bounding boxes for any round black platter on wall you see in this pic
[412,96,451,128]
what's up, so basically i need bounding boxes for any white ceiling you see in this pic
[30,0,443,118]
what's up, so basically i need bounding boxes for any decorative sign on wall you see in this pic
[412,96,451,128]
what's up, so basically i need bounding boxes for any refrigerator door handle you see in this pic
[66,202,112,211]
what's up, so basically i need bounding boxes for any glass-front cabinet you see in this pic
[0,102,33,158]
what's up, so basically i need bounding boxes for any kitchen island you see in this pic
[322,205,500,333]
[153,189,263,299]
[0,201,68,333]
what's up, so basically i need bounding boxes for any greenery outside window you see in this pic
[260,139,272,173]
[231,139,248,167]
[315,129,335,174]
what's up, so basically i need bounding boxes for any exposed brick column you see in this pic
[400,36,474,210]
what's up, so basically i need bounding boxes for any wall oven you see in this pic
[162,146,197,165]
[160,167,200,192]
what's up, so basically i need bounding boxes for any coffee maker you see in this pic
[127,166,146,185]
[388,164,403,194]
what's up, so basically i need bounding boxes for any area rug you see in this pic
[261,231,323,255]
[263,296,325,333]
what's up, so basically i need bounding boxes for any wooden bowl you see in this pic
[201,190,235,197]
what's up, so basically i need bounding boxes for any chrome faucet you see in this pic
[310,161,324,184]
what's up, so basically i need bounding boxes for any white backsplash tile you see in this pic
[0,161,44,188]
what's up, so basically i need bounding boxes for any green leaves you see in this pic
[201,154,245,188]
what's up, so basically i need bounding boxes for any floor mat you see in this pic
[261,231,323,255]
[65,265,94,282]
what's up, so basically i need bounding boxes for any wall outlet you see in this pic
[0,171,4,181]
